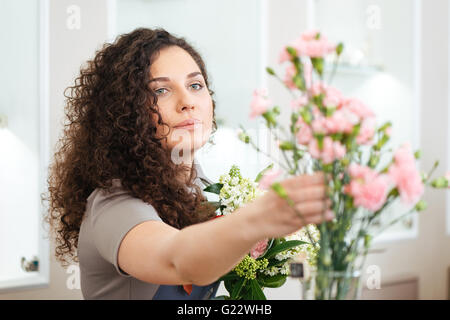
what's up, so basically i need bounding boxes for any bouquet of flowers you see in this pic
[233,30,450,299]
[202,165,319,300]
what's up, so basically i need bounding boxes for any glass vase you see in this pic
[300,268,362,300]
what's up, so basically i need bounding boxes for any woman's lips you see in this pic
[173,119,202,130]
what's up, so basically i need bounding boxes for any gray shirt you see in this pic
[78,161,216,299]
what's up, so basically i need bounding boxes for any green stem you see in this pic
[372,207,416,238]
[272,72,298,100]
[328,55,340,85]
[270,127,295,173]
[424,160,439,185]
[239,125,290,172]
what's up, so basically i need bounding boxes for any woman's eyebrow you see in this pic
[149,71,202,83]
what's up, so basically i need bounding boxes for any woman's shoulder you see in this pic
[86,179,128,209]
[84,178,161,223]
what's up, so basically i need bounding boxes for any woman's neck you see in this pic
[174,151,196,184]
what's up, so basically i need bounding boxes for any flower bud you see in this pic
[431,176,448,188]
[415,200,427,211]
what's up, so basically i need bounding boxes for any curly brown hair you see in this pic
[42,27,218,268]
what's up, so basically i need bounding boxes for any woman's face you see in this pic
[149,46,213,164]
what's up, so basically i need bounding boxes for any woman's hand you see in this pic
[244,171,333,239]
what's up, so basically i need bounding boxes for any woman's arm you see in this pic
[118,172,332,286]
[117,200,264,286]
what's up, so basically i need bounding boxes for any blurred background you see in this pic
[0,0,449,299]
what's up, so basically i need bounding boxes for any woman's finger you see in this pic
[282,172,326,190]
[294,199,331,217]
[288,185,327,203]
[302,209,335,225]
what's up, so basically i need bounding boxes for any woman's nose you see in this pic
[177,90,195,112]
[180,104,195,112]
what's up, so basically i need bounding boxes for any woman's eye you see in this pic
[154,88,167,95]
[191,83,203,90]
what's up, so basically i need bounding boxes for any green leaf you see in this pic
[286,46,297,58]
[263,240,309,260]
[293,74,306,91]
[414,150,422,159]
[266,67,276,76]
[336,42,344,56]
[262,111,277,128]
[415,200,427,211]
[279,141,295,151]
[300,107,312,124]
[203,183,223,195]
[224,279,235,295]
[238,131,251,144]
[258,274,287,288]
[311,57,324,76]
[266,257,290,268]
[219,273,240,282]
[431,177,449,188]
[230,278,246,300]
[249,279,267,300]
[325,106,336,117]
[377,121,392,132]
[273,106,281,115]
[255,163,274,182]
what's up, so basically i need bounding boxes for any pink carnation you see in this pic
[296,119,313,145]
[322,86,343,108]
[309,82,344,108]
[250,239,269,259]
[344,163,391,212]
[293,30,336,58]
[279,47,291,64]
[300,29,321,41]
[388,143,424,205]
[341,97,375,121]
[309,137,346,165]
[250,88,271,119]
[291,95,308,110]
[283,63,297,89]
[356,118,376,145]
[311,115,328,135]
[325,109,358,134]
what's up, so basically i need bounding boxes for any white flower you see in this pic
[272,225,320,267]
[218,166,261,215]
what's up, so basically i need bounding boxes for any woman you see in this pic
[44,27,333,300]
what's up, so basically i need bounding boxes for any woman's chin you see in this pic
[168,139,207,164]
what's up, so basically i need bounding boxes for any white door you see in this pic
[0,0,50,292]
